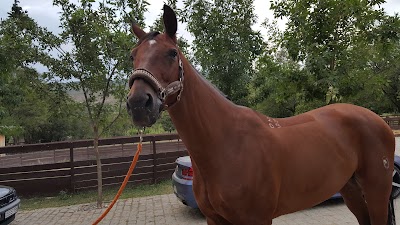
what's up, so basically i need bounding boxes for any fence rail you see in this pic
[0,134,188,196]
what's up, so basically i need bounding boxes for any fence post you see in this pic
[69,145,75,192]
[152,136,157,184]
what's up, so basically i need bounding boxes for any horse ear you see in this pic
[163,5,177,39]
[131,22,146,40]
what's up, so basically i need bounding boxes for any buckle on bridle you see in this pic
[160,90,167,101]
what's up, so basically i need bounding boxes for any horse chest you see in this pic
[193,170,277,223]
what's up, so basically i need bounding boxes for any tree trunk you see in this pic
[93,124,103,208]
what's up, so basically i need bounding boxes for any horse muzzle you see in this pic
[127,79,162,127]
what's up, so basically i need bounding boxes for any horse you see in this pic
[126,5,396,225]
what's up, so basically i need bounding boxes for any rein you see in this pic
[130,56,184,110]
[92,132,143,225]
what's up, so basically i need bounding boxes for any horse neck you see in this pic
[167,56,235,163]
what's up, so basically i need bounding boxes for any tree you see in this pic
[160,113,175,133]
[0,0,62,74]
[251,50,314,117]
[372,14,400,112]
[269,0,399,113]
[249,18,317,117]
[27,82,92,143]
[46,0,148,207]
[183,0,263,105]
[0,0,70,143]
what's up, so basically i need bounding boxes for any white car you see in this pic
[0,185,20,225]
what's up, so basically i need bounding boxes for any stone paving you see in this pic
[10,194,400,225]
[12,194,205,225]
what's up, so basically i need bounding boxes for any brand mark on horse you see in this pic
[268,118,281,128]
[383,157,389,169]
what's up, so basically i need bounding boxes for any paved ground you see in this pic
[10,194,400,225]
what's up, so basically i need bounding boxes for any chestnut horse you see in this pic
[127,5,396,225]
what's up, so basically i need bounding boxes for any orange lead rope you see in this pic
[92,136,143,225]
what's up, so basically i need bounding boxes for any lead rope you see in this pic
[92,130,144,225]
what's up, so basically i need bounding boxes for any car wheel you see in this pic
[391,165,400,199]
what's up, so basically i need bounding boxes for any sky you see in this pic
[0,0,399,76]
[1,0,398,43]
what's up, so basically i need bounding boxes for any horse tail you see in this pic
[387,196,396,225]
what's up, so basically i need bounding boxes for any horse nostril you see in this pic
[145,94,153,108]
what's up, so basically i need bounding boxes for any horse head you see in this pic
[127,5,183,127]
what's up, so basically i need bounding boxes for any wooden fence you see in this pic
[383,116,400,130]
[1,116,399,196]
[0,134,188,196]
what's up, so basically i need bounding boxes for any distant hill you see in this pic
[66,89,118,104]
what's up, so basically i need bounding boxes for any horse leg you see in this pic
[340,176,371,225]
[356,156,393,225]
[362,179,392,225]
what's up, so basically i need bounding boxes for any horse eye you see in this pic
[168,49,178,58]
[130,55,134,61]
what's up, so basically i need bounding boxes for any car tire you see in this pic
[391,165,400,199]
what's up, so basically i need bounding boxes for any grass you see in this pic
[20,180,173,211]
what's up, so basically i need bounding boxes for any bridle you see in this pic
[130,56,184,111]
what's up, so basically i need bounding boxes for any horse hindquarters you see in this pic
[354,125,394,224]
[337,106,395,225]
